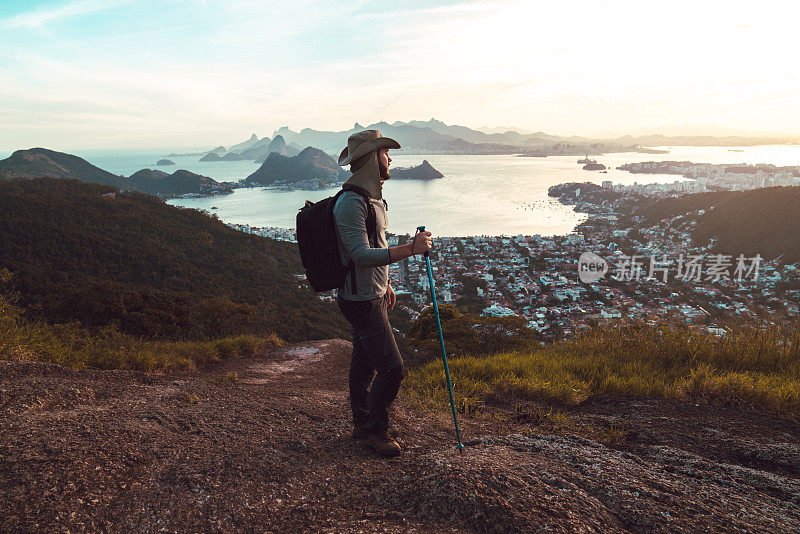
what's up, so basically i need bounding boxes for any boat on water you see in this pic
[583,162,606,171]
[577,154,594,164]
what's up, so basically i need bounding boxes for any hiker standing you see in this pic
[334,129,432,457]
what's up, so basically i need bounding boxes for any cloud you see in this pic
[0,0,133,30]
[2,0,800,149]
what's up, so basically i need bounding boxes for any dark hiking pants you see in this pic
[337,293,405,435]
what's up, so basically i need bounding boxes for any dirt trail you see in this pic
[2,339,800,533]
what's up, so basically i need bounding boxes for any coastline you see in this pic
[223,174,796,342]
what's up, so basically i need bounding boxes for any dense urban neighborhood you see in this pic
[229,197,799,340]
[612,160,800,196]
[221,155,800,341]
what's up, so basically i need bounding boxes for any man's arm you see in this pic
[334,194,393,267]
[335,193,433,265]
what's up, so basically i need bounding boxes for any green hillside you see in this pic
[638,186,800,263]
[0,147,131,189]
[0,148,232,199]
[128,168,233,197]
[0,178,348,341]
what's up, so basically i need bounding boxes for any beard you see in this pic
[379,160,391,180]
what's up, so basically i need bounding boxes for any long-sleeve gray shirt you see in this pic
[333,190,391,301]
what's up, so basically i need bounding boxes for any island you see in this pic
[156,159,175,166]
[389,160,444,180]
[583,162,606,171]
[243,146,345,189]
[129,168,234,198]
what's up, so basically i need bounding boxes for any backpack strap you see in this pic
[340,185,377,295]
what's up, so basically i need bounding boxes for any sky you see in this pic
[1,0,799,150]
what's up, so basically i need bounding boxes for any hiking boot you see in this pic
[352,424,400,440]
[368,432,402,457]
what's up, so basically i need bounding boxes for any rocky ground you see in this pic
[2,339,799,533]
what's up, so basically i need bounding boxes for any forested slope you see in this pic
[0,178,347,341]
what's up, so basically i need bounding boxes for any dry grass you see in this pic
[406,322,800,415]
[0,292,283,373]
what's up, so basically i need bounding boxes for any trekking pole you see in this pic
[416,226,464,452]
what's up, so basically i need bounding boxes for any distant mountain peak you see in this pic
[246,144,343,185]
[228,134,261,153]
[267,136,288,157]
[297,146,330,161]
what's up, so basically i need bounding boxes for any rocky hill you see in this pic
[128,168,234,197]
[0,147,131,189]
[245,146,343,186]
[390,160,444,180]
[266,135,288,157]
[2,339,798,532]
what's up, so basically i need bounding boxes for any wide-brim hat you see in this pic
[338,129,401,166]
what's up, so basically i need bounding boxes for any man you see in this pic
[334,129,432,457]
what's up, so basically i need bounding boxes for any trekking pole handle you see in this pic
[415,226,429,258]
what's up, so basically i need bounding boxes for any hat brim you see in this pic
[338,137,401,166]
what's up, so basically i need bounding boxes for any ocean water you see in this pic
[4,145,798,237]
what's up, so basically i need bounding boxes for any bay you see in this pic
[164,145,800,237]
[3,145,798,237]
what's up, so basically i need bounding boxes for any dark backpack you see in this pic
[296,185,376,293]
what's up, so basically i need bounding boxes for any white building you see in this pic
[482,303,517,317]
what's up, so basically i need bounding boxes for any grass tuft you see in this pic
[0,292,284,373]
[406,322,800,415]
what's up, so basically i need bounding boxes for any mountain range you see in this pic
[200,134,302,163]
[194,119,800,164]
[264,119,800,155]
[265,120,603,155]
